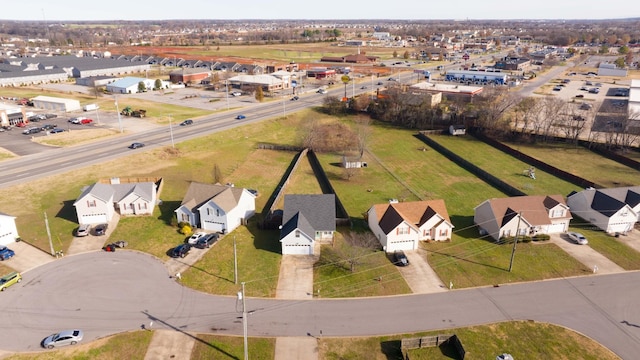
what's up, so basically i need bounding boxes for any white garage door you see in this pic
[80,214,108,224]
[283,244,312,255]
[609,222,633,234]
[388,239,416,252]
[546,223,566,234]
[203,221,225,233]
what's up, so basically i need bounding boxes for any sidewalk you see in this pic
[143,330,195,360]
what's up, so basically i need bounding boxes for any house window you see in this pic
[295,230,300,238]
[439,229,448,237]
[207,208,211,216]
[181,214,189,222]
[122,204,127,210]
[216,209,220,216]
[87,200,96,207]
[397,227,410,235]
[551,208,565,218]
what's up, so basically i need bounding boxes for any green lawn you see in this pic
[502,141,640,188]
[569,222,640,270]
[191,334,275,360]
[429,134,578,197]
[319,321,618,360]
[5,330,153,360]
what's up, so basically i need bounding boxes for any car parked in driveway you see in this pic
[94,223,108,236]
[171,244,191,258]
[0,246,15,260]
[187,231,207,245]
[0,272,21,291]
[42,329,83,349]
[195,233,218,249]
[567,232,588,245]
[75,224,90,237]
[393,250,409,266]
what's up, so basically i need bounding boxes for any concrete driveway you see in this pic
[612,230,640,253]
[550,234,624,274]
[1,241,55,273]
[399,248,447,294]
[67,213,121,255]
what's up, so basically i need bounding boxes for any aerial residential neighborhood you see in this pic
[1,3,640,360]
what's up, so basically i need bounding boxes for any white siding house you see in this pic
[74,181,158,225]
[280,194,336,255]
[174,182,256,234]
[567,188,638,234]
[0,212,19,246]
[368,200,453,253]
[474,195,572,241]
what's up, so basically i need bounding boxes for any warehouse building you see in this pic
[31,96,81,112]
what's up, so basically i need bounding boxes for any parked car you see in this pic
[0,246,15,260]
[187,231,207,245]
[44,113,58,119]
[393,250,409,266]
[171,244,191,258]
[41,124,57,130]
[180,119,193,126]
[195,233,218,249]
[129,142,145,149]
[69,117,86,124]
[75,224,90,237]
[231,92,242,96]
[236,114,246,120]
[41,329,83,349]
[79,118,93,125]
[567,232,588,245]
[579,103,592,110]
[22,127,41,135]
[49,128,65,134]
[94,223,108,236]
[588,88,600,94]
[377,81,384,85]
[0,272,21,291]
[112,240,128,248]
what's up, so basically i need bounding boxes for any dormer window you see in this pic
[551,208,565,218]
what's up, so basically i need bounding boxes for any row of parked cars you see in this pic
[76,223,108,237]
[170,232,220,258]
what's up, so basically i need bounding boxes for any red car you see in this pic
[80,118,93,125]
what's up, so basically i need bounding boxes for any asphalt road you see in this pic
[0,251,639,358]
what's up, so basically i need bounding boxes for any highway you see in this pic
[0,251,638,358]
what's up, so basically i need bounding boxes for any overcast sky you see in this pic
[2,0,637,21]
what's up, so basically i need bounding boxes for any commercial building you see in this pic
[31,96,81,112]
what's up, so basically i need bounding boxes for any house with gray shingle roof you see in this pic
[367,199,453,252]
[474,195,572,241]
[280,194,336,255]
[174,182,256,233]
[567,187,639,234]
[73,181,158,225]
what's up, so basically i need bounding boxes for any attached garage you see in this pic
[282,243,313,255]
[546,223,567,234]
[80,214,108,225]
[203,220,225,233]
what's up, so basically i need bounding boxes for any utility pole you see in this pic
[44,212,54,256]
[114,95,123,133]
[234,236,238,284]
[508,212,522,272]
[237,282,248,360]
[168,115,175,148]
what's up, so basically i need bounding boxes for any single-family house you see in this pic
[474,195,572,241]
[567,187,639,234]
[280,194,336,255]
[74,181,158,225]
[367,200,454,252]
[0,212,19,246]
[174,182,256,233]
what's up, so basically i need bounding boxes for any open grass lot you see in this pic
[426,238,589,288]
[314,233,412,298]
[318,321,619,360]
[429,134,578,196]
[502,141,640,188]
[33,128,123,147]
[191,334,275,360]
[5,330,153,360]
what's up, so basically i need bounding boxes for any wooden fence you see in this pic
[402,334,465,359]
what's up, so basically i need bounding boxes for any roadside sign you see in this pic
[462,53,470,61]
[291,80,297,87]
[341,75,350,84]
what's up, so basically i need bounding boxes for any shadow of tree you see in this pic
[157,200,181,225]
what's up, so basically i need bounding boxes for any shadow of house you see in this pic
[55,200,80,223]
[380,340,403,360]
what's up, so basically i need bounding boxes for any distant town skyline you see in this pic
[2,0,638,21]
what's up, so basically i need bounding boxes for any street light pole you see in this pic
[238,282,248,360]
[114,95,123,133]
[234,236,238,284]
[225,79,230,110]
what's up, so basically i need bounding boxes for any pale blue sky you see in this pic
[2,0,637,21]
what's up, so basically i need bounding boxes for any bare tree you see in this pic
[539,96,566,141]
[557,103,588,144]
[341,231,380,272]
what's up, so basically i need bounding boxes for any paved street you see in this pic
[1,251,640,358]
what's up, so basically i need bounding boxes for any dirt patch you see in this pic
[32,128,123,147]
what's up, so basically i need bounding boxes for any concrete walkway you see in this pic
[400,248,448,294]
[550,234,625,274]
[143,330,196,360]
[274,337,318,360]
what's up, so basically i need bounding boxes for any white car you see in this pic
[317,89,327,94]
[231,92,242,97]
[187,232,207,245]
[567,232,588,245]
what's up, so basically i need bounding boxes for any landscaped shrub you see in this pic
[178,223,192,235]
[532,234,550,241]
